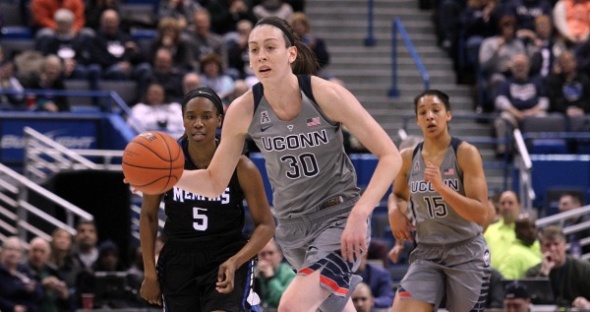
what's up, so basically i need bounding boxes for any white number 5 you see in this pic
[192,207,208,231]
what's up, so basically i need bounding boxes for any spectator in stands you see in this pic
[182,72,201,94]
[73,219,99,270]
[355,250,394,310]
[255,238,296,310]
[459,0,500,77]
[92,240,125,272]
[138,47,185,103]
[26,237,71,312]
[84,0,119,31]
[553,0,590,47]
[525,225,590,309]
[158,0,202,30]
[128,82,184,137]
[188,9,228,70]
[524,14,567,78]
[546,50,590,116]
[34,9,100,87]
[351,282,375,312]
[49,228,83,289]
[88,9,150,81]
[575,37,590,74]
[225,78,249,109]
[0,53,25,109]
[0,236,43,312]
[148,17,196,72]
[492,53,548,157]
[227,19,254,80]
[503,281,531,312]
[497,213,542,279]
[479,15,526,110]
[500,0,553,34]
[484,190,523,270]
[206,0,257,35]
[198,53,235,102]
[253,0,294,21]
[22,54,71,112]
[291,12,331,77]
[557,192,590,255]
[31,0,86,35]
[435,0,467,54]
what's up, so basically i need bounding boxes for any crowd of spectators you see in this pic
[0,0,327,136]
[431,0,590,159]
[0,220,150,311]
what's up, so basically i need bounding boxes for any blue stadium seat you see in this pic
[521,115,569,154]
[1,26,33,39]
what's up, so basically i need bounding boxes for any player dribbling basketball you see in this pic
[139,87,275,312]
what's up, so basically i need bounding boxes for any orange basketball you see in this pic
[122,131,184,195]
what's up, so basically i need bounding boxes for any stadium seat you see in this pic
[521,114,568,154]
[99,80,139,108]
[64,79,97,110]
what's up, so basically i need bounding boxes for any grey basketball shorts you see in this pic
[397,234,491,311]
[274,196,368,311]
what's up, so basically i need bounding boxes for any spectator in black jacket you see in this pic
[546,50,590,116]
[88,9,150,80]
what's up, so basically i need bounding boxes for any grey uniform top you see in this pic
[407,137,483,245]
[247,75,360,220]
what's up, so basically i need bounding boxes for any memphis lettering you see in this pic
[172,187,231,204]
[260,129,329,151]
[411,179,460,193]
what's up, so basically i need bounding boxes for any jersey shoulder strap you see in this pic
[297,75,316,103]
[252,82,264,113]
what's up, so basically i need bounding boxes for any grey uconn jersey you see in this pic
[248,75,360,219]
[408,138,482,245]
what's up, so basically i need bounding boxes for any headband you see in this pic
[256,18,295,47]
[189,87,224,113]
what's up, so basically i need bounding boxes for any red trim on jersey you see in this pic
[398,291,412,298]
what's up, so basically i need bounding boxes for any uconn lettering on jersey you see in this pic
[172,187,231,204]
[410,179,460,193]
[260,129,329,152]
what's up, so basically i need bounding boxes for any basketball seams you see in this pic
[122,131,184,195]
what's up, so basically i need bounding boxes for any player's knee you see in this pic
[277,298,301,312]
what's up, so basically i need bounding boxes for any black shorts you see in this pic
[157,240,257,312]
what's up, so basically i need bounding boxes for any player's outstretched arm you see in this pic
[176,93,254,198]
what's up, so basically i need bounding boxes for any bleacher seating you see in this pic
[521,114,569,154]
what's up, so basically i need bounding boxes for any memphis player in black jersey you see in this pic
[139,87,275,312]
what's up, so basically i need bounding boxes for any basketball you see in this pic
[122,131,184,195]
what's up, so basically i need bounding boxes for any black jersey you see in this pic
[162,138,246,246]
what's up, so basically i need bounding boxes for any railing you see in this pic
[0,162,93,244]
[536,205,590,260]
[389,17,430,98]
[513,129,536,211]
[364,0,376,46]
[20,126,162,242]
[0,88,134,116]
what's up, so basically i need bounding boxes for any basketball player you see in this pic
[175,16,402,311]
[388,90,491,312]
[139,87,275,312]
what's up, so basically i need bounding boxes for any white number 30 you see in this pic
[192,207,208,231]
